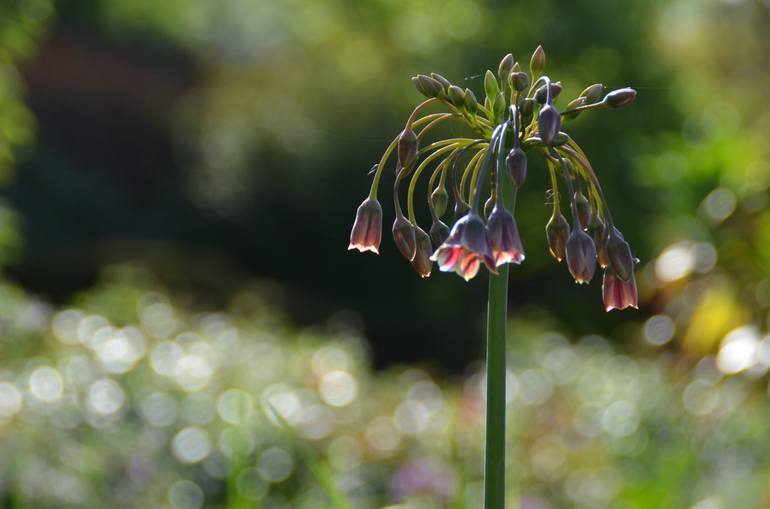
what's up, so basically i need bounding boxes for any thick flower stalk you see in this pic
[348,47,639,509]
[348,46,639,310]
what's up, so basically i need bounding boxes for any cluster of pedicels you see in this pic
[349,47,639,312]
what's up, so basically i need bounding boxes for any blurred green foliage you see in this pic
[1,265,769,509]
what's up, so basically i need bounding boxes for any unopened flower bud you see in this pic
[530,45,545,76]
[392,214,417,261]
[348,198,383,254]
[511,71,530,92]
[537,104,561,145]
[520,97,536,117]
[505,147,527,188]
[487,205,525,266]
[602,268,638,311]
[429,218,450,246]
[546,211,569,262]
[604,87,637,108]
[413,74,443,98]
[534,81,562,104]
[447,85,466,108]
[431,186,449,218]
[498,53,514,84]
[606,227,634,281]
[580,83,604,103]
[566,228,597,284]
[398,128,418,169]
[574,191,591,229]
[484,70,499,103]
[464,88,478,114]
[430,73,451,91]
[411,226,433,278]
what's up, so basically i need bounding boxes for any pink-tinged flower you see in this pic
[348,198,382,254]
[602,267,638,311]
[565,228,596,284]
[486,205,525,266]
[430,213,496,281]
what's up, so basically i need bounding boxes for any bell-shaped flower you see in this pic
[486,205,525,266]
[565,228,596,284]
[392,214,417,261]
[545,211,569,262]
[602,267,638,311]
[430,213,496,281]
[411,226,433,278]
[348,198,382,254]
[606,227,634,281]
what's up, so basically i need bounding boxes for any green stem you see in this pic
[484,134,514,508]
[484,262,508,509]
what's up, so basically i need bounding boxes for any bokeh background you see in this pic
[1,0,770,507]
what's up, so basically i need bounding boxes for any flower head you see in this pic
[602,268,638,311]
[348,198,382,254]
[350,49,637,310]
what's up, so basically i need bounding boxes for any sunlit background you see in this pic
[1,0,770,508]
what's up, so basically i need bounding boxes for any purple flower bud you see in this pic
[392,214,417,261]
[606,227,634,281]
[411,226,433,278]
[498,53,514,84]
[545,211,569,262]
[398,128,418,169]
[602,268,638,311]
[580,83,604,103]
[534,81,562,104]
[429,218,450,246]
[511,71,530,92]
[430,213,496,281]
[537,104,561,145]
[416,74,444,98]
[565,228,596,284]
[430,73,451,91]
[348,198,382,254]
[574,191,591,229]
[530,45,545,76]
[505,148,527,188]
[486,205,525,266]
[604,87,637,108]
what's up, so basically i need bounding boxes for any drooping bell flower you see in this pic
[392,214,417,261]
[430,213,496,281]
[606,227,634,281]
[505,147,527,188]
[565,228,596,284]
[429,218,450,246]
[545,211,569,262]
[348,198,383,254]
[411,226,433,278]
[537,104,561,144]
[486,205,525,266]
[602,268,638,311]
